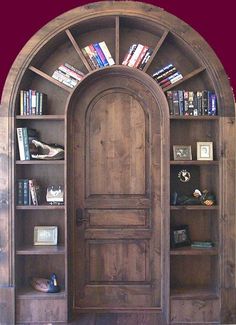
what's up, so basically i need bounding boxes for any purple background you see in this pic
[1,0,235,100]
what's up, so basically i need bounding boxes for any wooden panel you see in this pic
[87,209,147,228]
[16,298,67,323]
[0,287,14,325]
[171,298,220,322]
[88,91,145,195]
[88,240,149,282]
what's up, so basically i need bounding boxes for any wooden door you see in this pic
[68,68,169,313]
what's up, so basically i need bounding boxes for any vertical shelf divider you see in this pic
[115,16,120,64]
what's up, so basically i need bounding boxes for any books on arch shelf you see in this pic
[52,62,85,88]
[16,127,39,161]
[20,90,47,115]
[122,43,153,70]
[152,63,183,89]
[166,90,217,116]
[82,41,115,69]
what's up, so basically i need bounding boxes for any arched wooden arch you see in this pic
[0,1,235,324]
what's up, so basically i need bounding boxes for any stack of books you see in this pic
[17,179,41,206]
[52,63,85,88]
[122,44,153,70]
[191,241,215,249]
[16,127,39,161]
[20,90,47,115]
[82,41,115,69]
[166,90,217,116]
[152,63,183,89]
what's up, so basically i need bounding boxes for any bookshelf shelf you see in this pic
[1,1,234,324]
[16,245,65,255]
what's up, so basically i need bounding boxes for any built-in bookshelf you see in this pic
[0,2,235,324]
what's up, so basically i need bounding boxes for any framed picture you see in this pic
[197,142,213,160]
[34,226,58,245]
[173,145,192,161]
[170,224,191,248]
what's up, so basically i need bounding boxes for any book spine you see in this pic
[58,65,84,81]
[26,91,30,115]
[29,179,38,205]
[166,91,174,115]
[89,44,104,68]
[23,179,29,205]
[83,46,100,68]
[188,91,195,116]
[138,48,153,70]
[31,90,37,115]
[99,41,115,66]
[64,63,85,76]
[122,44,137,65]
[93,43,109,67]
[178,90,184,115]
[20,90,24,115]
[159,72,180,86]
[152,64,174,78]
[22,127,31,160]
[128,44,144,67]
[208,92,217,116]
[17,128,25,160]
[134,46,149,68]
[197,91,203,115]
[172,91,179,115]
[17,180,24,205]
[183,91,189,115]
[154,67,177,82]
[52,70,77,88]
[161,73,183,88]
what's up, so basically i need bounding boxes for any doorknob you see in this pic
[76,208,86,226]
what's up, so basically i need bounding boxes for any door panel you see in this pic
[69,70,167,312]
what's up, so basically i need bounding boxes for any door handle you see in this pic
[76,208,86,226]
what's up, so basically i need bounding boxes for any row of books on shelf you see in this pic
[152,63,183,89]
[82,41,115,69]
[20,90,47,115]
[17,179,40,205]
[17,128,39,161]
[122,43,153,70]
[52,63,85,89]
[166,90,217,116]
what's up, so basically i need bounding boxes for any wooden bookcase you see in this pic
[0,2,235,324]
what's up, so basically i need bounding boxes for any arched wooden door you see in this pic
[67,67,169,315]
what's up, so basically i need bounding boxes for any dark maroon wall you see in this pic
[1,0,235,99]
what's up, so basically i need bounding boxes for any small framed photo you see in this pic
[170,224,191,248]
[197,142,213,160]
[34,226,58,245]
[173,145,192,161]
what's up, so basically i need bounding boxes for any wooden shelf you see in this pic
[16,115,65,120]
[16,245,65,255]
[170,205,218,210]
[16,205,65,210]
[16,160,64,165]
[170,287,219,300]
[170,115,219,120]
[170,246,218,256]
[17,286,66,299]
[170,160,219,165]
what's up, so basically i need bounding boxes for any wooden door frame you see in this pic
[66,66,170,318]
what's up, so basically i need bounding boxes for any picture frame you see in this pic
[34,226,58,246]
[173,145,192,161]
[197,142,213,160]
[170,224,191,248]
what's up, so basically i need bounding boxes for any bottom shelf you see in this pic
[170,287,219,300]
[17,286,66,299]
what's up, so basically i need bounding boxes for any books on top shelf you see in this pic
[17,128,39,161]
[166,90,217,116]
[20,90,47,115]
[82,41,115,69]
[122,44,153,70]
[152,63,183,88]
[52,63,85,88]
[17,179,41,206]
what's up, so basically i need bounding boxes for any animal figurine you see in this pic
[31,140,64,160]
[171,189,216,206]
[30,273,60,293]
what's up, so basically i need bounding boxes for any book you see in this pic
[23,179,30,205]
[52,70,78,88]
[98,41,115,66]
[29,179,40,205]
[88,44,104,68]
[138,48,153,70]
[152,64,174,78]
[128,44,144,67]
[58,65,84,81]
[17,179,24,205]
[191,241,214,248]
[133,45,149,68]
[166,91,174,115]
[17,128,25,160]
[83,46,100,68]
[122,44,137,65]
[93,43,109,67]
[22,127,31,160]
